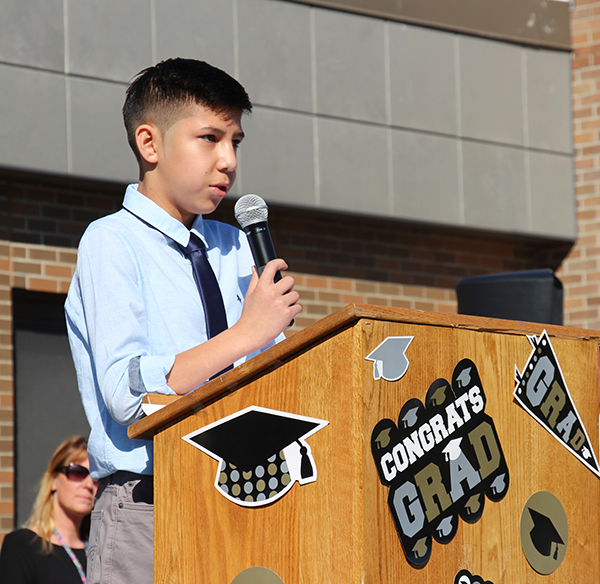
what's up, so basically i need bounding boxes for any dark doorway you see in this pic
[12,289,89,527]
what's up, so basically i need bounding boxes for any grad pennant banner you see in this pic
[514,330,600,478]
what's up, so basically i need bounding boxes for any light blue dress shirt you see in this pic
[65,184,280,480]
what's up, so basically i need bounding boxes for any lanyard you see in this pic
[53,529,88,584]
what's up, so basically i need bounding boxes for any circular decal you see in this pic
[520,491,568,575]
[231,567,285,584]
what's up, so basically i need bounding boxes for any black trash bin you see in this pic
[456,268,563,325]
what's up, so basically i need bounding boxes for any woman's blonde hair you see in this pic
[26,435,91,553]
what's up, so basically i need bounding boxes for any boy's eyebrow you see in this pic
[200,125,245,140]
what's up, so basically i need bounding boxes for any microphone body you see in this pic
[234,195,282,282]
[241,221,282,282]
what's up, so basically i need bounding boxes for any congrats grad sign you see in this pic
[371,359,509,566]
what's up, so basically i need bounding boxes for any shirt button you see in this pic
[118,502,124,509]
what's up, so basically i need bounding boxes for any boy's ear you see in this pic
[135,124,161,165]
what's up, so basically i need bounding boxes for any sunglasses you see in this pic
[58,463,91,482]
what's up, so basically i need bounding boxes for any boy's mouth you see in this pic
[211,184,229,195]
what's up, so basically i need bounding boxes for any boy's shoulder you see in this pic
[78,207,140,247]
[79,209,248,256]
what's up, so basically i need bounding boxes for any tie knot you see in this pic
[180,232,206,256]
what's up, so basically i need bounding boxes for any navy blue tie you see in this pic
[179,233,229,339]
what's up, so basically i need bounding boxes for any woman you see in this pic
[0,435,98,584]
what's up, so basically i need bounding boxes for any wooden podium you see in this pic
[129,305,600,583]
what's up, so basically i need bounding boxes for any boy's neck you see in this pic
[137,179,197,230]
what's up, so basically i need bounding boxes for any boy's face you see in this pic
[142,103,244,228]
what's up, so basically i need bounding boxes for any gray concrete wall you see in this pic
[0,0,575,240]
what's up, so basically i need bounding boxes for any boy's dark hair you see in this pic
[123,58,252,163]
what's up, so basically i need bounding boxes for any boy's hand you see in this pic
[167,258,301,395]
[238,258,301,347]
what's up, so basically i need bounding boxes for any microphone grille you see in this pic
[234,194,268,228]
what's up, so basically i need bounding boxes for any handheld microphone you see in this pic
[234,194,282,282]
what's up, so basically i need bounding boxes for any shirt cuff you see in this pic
[130,355,177,396]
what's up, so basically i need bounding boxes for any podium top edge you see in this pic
[128,304,600,440]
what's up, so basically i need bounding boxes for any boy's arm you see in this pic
[166,259,301,395]
[70,226,300,421]
[68,226,176,426]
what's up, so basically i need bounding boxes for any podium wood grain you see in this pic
[130,305,600,583]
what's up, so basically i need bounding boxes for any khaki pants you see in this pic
[87,471,154,584]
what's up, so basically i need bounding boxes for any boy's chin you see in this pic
[188,199,223,222]
[201,200,223,215]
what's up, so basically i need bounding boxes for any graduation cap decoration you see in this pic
[464,494,482,516]
[528,508,564,559]
[455,367,472,388]
[429,383,448,406]
[520,491,568,575]
[401,406,419,428]
[365,336,413,381]
[183,406,329,508]
[412,537,428,560]
[490,474,507,496]
[443,438,463,462]
[436,516,455,540]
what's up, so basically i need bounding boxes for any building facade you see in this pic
[0,0,588,539]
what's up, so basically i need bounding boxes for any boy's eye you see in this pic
[201,134,217,143]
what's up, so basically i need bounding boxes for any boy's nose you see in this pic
[218,144,237,172]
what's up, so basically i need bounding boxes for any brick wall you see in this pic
[269,210,569,330]
[0,168,572,538]
[557,0,600,329]
[0,174,122,537]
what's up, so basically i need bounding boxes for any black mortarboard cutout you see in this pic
[189,408,319,469]
[183,406,328,508]
[365,336,413,381]
[528,508,564,559]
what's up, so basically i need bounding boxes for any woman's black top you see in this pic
[0,528,86,584]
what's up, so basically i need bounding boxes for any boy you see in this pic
[65,58,301,584]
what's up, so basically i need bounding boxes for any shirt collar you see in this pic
[122,184,207,247]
